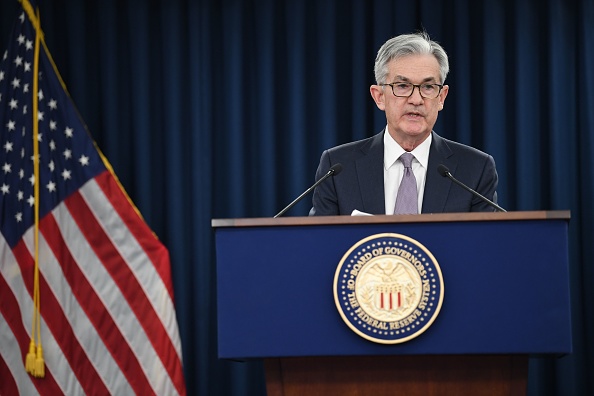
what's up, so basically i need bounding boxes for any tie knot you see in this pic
[400,152,414,168]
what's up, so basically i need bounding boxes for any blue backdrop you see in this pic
[1,0,592,395]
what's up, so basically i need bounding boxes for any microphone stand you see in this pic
[274,166,340,218]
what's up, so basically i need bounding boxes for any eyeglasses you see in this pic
[381,82,444,99]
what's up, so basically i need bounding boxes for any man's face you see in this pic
[370,54,449,150]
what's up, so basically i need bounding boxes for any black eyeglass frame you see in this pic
[380,82,444,99]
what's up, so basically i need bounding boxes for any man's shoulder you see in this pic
[325,131,383,156]
[433,132,492,160]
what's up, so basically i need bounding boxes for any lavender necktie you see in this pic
[394,152,418,214]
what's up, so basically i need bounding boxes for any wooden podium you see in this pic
[212,211,572,396]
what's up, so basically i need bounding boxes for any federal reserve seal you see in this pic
[333,233,444,344]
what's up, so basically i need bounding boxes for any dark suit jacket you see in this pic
[310,130,499,215]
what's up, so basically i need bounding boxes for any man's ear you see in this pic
[370,85,386,111]
[438,84,449,111]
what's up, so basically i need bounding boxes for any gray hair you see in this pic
[374,31,449,85]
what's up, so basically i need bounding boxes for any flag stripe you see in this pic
[12,241,111,396]
[35,210,137,395]
[0,349,21,396]
[27,223,134,396]
[83,173,182,356]
[94,171,175,300]
[0,274,60,396]
[77,176,183,393]
[1,233,88,396]
[51,194,176,395]
[40,211,155,395]
[66,184,183,395]
[0,313,38,396]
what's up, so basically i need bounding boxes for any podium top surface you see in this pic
[212,210,570,228]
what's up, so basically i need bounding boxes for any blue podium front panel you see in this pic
[214,217,571,359]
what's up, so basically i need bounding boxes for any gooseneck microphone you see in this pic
[437,164,506,212]
[274,163,343,218]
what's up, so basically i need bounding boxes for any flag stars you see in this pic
[46,180,57,193]
[3,21,104,236]
[62,169,72,180]
[79,155,90,166]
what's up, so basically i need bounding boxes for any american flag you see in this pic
[0,1,186,395]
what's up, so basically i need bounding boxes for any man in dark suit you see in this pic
[310,32,499,216]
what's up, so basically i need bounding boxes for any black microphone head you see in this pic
[330,163,343,176]
[437,164,450,177]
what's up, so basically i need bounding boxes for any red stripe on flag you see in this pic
[0,352,19,396]
[95,171,175,301]
[0,268,63,396]
[65,188,185,395]
[40,213,155,396]
[12,241,110,395]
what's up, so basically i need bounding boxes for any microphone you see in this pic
[274,163,343,218]
[437,164,506,212]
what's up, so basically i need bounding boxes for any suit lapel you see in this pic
[356,132,386,214]
[422,132,456,213]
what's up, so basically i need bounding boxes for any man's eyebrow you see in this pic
[393,75,438,83]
